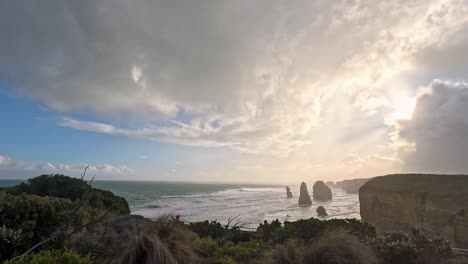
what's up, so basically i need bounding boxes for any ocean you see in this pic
[0,180,360,229]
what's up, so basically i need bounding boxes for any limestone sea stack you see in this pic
[360,174,468,248]
[298,182,312,205]
[313,181,332,201]
[286,186,293,198]
[316,206,327,216]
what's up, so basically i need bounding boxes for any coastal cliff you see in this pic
[360,174,468,248]
[336,178,370,194]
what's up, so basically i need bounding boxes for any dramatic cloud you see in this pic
[395,80,468,173]
[0,154,133,179]
[1,1,468,180]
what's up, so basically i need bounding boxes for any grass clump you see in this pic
[303,229,378,264]
[114,221,198,264]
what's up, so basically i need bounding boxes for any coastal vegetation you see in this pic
[0,174,466,263]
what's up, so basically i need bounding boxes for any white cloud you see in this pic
[0,154,133,178]
[1,1,468,180]
[131,64,142,84]
[0,155,12,167]
[394,80,468,173]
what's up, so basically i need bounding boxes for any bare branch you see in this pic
[80,165,90,181]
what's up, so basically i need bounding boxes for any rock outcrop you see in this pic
[316,206,327,217]
[286,186,293,198]
[325,181,335,188]
[336,178,370,194]
[313,181,332,201]
[360,174,468,248]
[298,182,312,205]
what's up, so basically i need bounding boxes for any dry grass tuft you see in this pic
[118,220,197,264]
[303,228,379,264]
[264,239,303,264]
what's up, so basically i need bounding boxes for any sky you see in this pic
[1,0,468,183]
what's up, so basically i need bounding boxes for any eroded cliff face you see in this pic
[360,174,468,248]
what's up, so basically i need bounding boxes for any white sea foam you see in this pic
[132,186,360,229]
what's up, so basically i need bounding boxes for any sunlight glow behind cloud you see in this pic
[1,0,468,181]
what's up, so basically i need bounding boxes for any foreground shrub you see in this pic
[303,229,379,264]
[0,193,72,260]
[262,239,303,264]
[80,215,198,264]
[195,236,265,264]
[2,249,92,264]
[0,226,27,261]
[373,229,453,264]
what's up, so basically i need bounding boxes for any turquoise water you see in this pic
[90,181,279,208]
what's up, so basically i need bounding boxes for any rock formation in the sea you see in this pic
[335,178,370,194]
[360,174,468,248]
[316,206,327,216]
[298,182,312,205]
[326,181,335,188]
[313,181,332,201]
[286,186,293,198]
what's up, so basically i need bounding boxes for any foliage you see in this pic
[0,193,72,234]
[0,226,28,262]
[303,229,379,264]
[2,249,93,264]
[16,175,90,201]
[195,236,265,264]
[11,174,130,215]
[188,220,254,243]
[262,239,303,264]
[189,221,226,240]
[0,193,72,260]
[268,218,376,243]
[262,229,378,264]
[373,229,453,264]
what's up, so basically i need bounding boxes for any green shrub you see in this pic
[0,226,28,262]
[373,229,453,264]
[195,236,219,258]
[188,220,254,243]
[303,229,379,264]
[0,193,71,236]
[195,236,264,264]
[12,175,129,215]
[2,249,92,264]
[16,175,90,201]
[269,218,376,243]
[0,193,72,260]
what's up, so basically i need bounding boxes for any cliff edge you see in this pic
[360,174,468,248]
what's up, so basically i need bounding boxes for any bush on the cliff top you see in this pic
[373,229,453,264]
[269,218,376,243]
[262,229,378,264]
[10,174,129,215]
[195,236,265,264]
